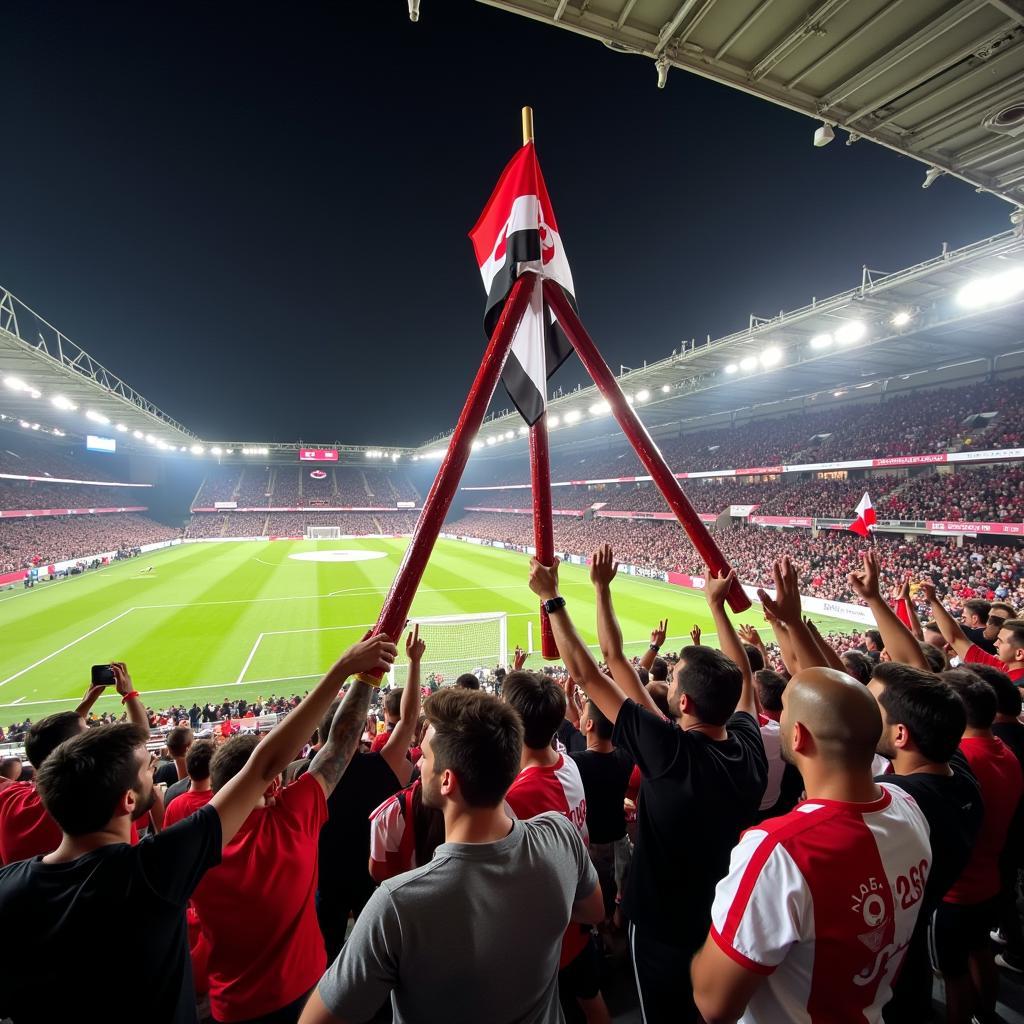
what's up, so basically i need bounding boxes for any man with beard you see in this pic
[301,688,604,1024]
[0,633,396,1024]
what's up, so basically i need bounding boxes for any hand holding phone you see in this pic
[91,664,115,686]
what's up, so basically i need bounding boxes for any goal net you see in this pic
[388,612,508,687]
[305,525,341,539]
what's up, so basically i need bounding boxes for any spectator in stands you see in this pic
[533,548,766,1023]
[454,672,481,690]
[0,633,396,1024]
[864,628,883,663]
[300,688,603,1024]
[504,669,610,1024]
[962,598,997,655]
[163,741,215,827]
[691,665,932,1023]
[156,725,194,788]
[936,669,1024,1023]
[370,687,403,752]
[866,662,981,1021]
[0,758,21,791]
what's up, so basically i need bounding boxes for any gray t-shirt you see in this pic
[318,811,597,1024]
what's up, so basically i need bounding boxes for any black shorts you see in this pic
[931,896,1000,976]
[558,932,602,1001]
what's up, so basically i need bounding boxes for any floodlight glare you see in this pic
[891,310,912,327]
[29,390,41,399]
[548,415,560,427]
[211,446,223,455]
[809,333,833,350]
[518,426,528,436]
[504,430,514,439]
[759,347,782,368]
[486,436,497,445]
[739,356,758,371]
[589,401,611,416]
[115,423,128,432]
[636,389,650,402]
[724,363,738,374]
[51,395,78,411]
[86,410,110,424]
[564,410,582,423]
[835,320,867,345]
[3,377,27,391]
[661,384,671,393]
[145,434,156,444]
[471,440,483,451]
[190,444,204,455]
[133,430,144,439]
[957,267,1024,309]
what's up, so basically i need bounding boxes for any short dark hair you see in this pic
[585,700,614,741]
[919,642,948,674]
[941,669,998,729]
[963,598,991,624]
[743,644,765,674]
[185,739,215,782]
[841,651,874,685]
[1001,619,1024,653]
[647,682,670,718]
[990,602,1015,619]
[650,657,668,682]
[210,735,260,792]
[0,757,22,781]
[384,688,403,718]
[424,688,522,807]
[865,629,883,651]
[754,670,787,714]
[165,726,194,757]
[872,663,965,763]
[36,724,150,836]
[455,673,480,690]
[635,667,650,685]
[25,712,84,769]
[502,671,566,749]
[967,663,1021,718]
[675,646,742,727]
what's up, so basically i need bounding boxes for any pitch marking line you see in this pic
[0,609,136,688]
[235,633,265,684]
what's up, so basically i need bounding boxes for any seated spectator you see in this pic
[300,688,603,1024]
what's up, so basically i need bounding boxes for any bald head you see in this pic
[781,667,882,770]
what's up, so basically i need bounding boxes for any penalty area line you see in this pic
[235,633,265,685]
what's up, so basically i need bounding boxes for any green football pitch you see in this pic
[0,539,856,723]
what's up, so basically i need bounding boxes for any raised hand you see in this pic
[529,557,561,601]
[513,645,528,670]
[737,623,764,648]
[650,619,669,648]
[918,579,938,604]
[757,556,802,625]
[690,624,702,646]
[704,569,737,610]
[847,549,882,602]
[405,625,425,664]
[110,662,135,697]
[343,633,398,676]
[589,544,619,588]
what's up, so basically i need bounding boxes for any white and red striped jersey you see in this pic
[506,754,589,843]
[710,784,930,1024]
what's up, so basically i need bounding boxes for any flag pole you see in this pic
[522,106,559,660]
[542,279,752,614]
[353,274,536,686]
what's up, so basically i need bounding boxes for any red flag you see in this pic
[469,142,576,425]
[849,492,877,538]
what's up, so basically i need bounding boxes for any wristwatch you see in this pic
[542,596,566,615]
[649,643,661,653]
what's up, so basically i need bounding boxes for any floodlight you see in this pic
[891,311,912,327]
[625,394,635,405]
[190,444,204,455]
[30,423,39,431]
[739,356,758,371]
[51,395,78,411]
[589,401,610,416]
[661,384,671,393]
[548,415,560,427]
[759,347,782,368]
[52,429,65,437]
[471,440,483,451]
[636,389,650,402]
[211,446,223,455]
[518,426,528,436]
[504,430,514,439]
[486,436,497,445]
[835,320,866,344]
[3,377,27,391]
[145,434,156,443]
[19,420,29,428]
[178,446,186,452]
[392,453,399,461]
[29,390,41,399]
[564,410,582,423]
[115,423,128,432]
[724,364,738,374]
[809,333,833,350]
[957,267,1024,309]
[86,410,110,424]
[226,449,234,455]
[133,430,144,439]
[813,122,834,147]
[365,451,372,458]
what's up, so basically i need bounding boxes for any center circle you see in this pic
[288,549,388,563]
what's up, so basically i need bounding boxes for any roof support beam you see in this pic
[614,0,639,29]
[715,0,777,61]
[749,0,851,81]
[653,0,702,55]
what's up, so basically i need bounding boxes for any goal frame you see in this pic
[305,525,341,540]
[386,611,508,687]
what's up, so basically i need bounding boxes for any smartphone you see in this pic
[91,664,115,686]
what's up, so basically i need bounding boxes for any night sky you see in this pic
[1,1,1011,446]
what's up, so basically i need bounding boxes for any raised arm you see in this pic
[638,619,668,673]
[705,570,758,719]
[757,558,826,671]
[899,580,924,641]
[111,663,151,732]
[848,550,929,671]
[591,544,663,717]
[380,627,424,781]
[212,634,396,847]
[529,557,630,725]
[803,617,846,673]
[919,579,973,659]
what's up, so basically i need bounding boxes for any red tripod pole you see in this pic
[355,273,536,684]
[543,279,751,614]
[530,407,558,658]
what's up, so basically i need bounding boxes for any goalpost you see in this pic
[305,525,341,540]
[387,612,508,687]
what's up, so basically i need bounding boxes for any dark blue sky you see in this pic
[0,1,1011,445]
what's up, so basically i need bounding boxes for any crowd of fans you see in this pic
[0,514,181,574]
[185,511,422,538]
[0,479,147,510]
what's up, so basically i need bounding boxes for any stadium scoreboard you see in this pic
[298,449,338,462]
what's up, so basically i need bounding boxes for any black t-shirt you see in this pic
[612,701,767,950]
[569,747,634,844]
[993,720,1024,769]
[963,625,998,656]
[0,804,221,1024]
[155,761,180,787]
[557,720,586,754]
[317,751,401,908]
[878,753,982,915]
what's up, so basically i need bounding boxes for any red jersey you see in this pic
[945,735,1023,904]
[190,772,328,1022]
[163,789,214,828]
[710,786,931,1023]
[370,728,393,753]
[964,644,1024,683]
[507,755,589,967]
[0,782,61,864]
[369,781,419,880]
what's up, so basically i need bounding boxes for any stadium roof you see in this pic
[473,0,1024,208]
[414,227,1024,456]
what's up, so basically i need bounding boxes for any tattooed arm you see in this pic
[308,679,378,797]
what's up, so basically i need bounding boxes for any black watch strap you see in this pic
[543,596,566,615]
